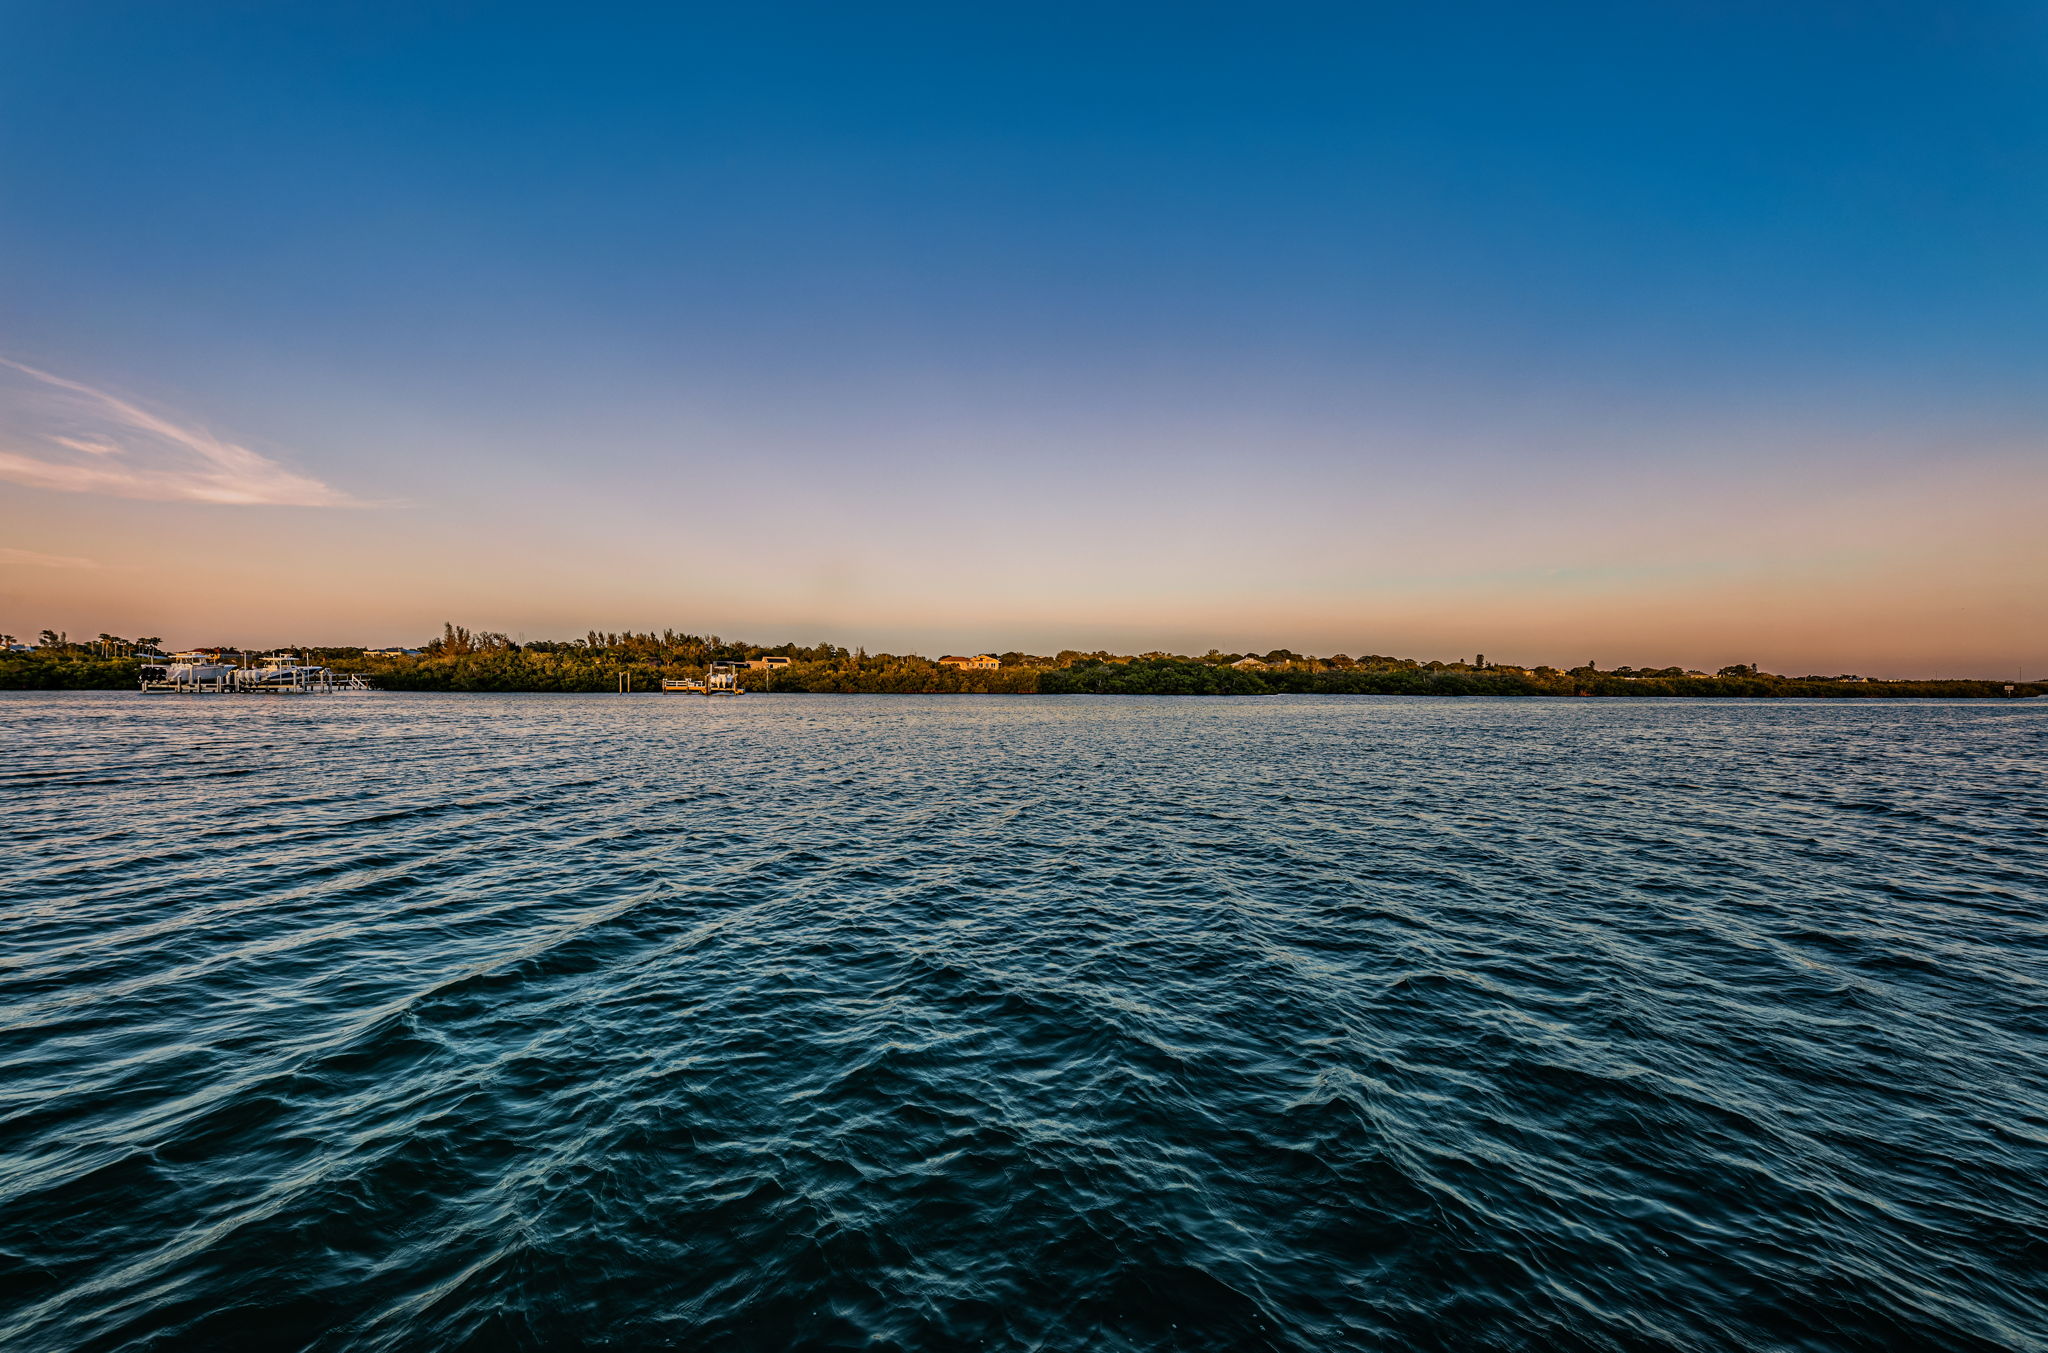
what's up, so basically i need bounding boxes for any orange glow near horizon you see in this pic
[5,436,2041,680]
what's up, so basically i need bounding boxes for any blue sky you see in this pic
[2,2,2042,673]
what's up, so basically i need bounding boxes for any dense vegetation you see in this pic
[3,626,2039,699]
[1042,659,2035,700]
[0,652,142,690]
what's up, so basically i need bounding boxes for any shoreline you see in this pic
[6,650,2038,701]
[7,686,2041,702]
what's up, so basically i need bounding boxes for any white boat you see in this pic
[237,654,323,688]
[155,650,239,687]
[174,654,237,682]
[237,654,372,692]
[139,651,240,692]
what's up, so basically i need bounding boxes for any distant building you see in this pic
[364,647,421,657]
[1230,656,1267,669]
[938,654,1000,670]
[740,657,792,670]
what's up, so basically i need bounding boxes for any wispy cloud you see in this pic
[0,546,102,569]
[0,358,363,506]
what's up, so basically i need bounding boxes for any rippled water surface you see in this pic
[4,692,2046,1352]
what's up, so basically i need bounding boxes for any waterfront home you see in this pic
[1231,656,1268,669]
[740,657,792,670]
[938,654,1000,670]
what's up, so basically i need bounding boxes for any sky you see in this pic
[1,1,2043,676]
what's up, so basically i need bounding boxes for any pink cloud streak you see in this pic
[0,358,363,507]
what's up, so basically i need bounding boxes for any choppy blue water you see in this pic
[3,692,2045,1352]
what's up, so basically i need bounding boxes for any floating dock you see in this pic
[660,663,743,696]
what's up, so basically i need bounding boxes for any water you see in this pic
[2,692,2044,1352]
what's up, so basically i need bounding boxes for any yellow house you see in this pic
[938,654,1000,670]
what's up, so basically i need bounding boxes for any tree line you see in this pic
[1,624,2038,698]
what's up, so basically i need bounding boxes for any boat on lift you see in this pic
[236,653,324,690]
[140,651,239,693]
